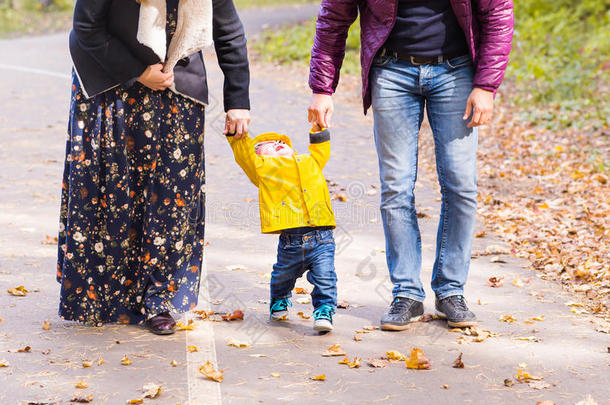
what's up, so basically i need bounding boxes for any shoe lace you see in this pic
[448,295,469,312]
[313,305,334,320]
[270,298,292,313]
[388,297,412,315]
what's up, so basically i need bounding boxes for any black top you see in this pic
[70,0,249,111]
[385,0,468,57]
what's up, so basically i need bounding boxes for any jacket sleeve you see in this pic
[226,134,262,186]
[213,0,251,111]
[472,0,514,93]
[308,128,331,169]
[72,0,148,85]
[309,0,359,95]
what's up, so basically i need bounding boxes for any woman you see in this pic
[57,0,250,334]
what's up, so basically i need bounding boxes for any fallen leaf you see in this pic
[187,345,199,353]
[513,336,542,342]
[294,287,310,294]
[270,372,280,378]
[367,358,388,368]
[504,378,514,387]
[17,346,31,353]
[477,299,489,305]
[142,383,162,399]
[70,394,93,403]
[487,276,505,288]
[322,344,347,357]
[338,356,361,368]
[225,264,246,271]
[82,360,92,368]
[170,360,179,367]
[297,311,310,319]
[249,354,266,358]
[385,350,406,361]
[97,358,104,366]
[405,348,431,370]
[536,401,555,405]
[0,360,10,367]
[8,286,28,296]
[441,384,450,389]
[353,335,363,341]
[227,337,251,348]
[126,400,143,405]
[42,320,50,330]
[295,297,311,305]
[337,300,349,309]
[529,315,545,321]
[176,319,195,330]
[42,235,58,245]
[121,355,132,366]
[499,315,517,323]
[221,310,244,321]
[193,310,215,319]
[512,278,526,287]
[515,368,542,383]
[452,353,464,368]
[75,381,88,389]
[332,193,348,202]
[362,325,378,331]
[199,361,223,382]
[475,231,486,238]
[310,374,326,381]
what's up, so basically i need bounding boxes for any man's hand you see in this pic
[463,88,494,128]
[308,93,334,128]
[224,109,251,139]
[137,64,174,91]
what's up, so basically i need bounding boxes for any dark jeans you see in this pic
[270,228,337,309]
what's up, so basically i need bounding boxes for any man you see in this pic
[308,0,513,329]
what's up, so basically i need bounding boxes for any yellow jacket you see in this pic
[227,129,336,234]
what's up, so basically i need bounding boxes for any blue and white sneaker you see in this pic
[270,298,292,321]
[313,304,335,332]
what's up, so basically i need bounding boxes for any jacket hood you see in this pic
[252,133,294,149]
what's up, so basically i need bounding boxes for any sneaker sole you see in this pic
[313,324,333,332]
[435,309,477,328]
[270,312,288,321]
[380,315,422,331]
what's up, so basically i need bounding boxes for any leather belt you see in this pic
[379,48,467,66]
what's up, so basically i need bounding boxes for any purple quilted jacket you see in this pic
[309,0,514,113]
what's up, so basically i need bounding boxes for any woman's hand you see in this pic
[224,109,251,139]
[137,64,174,91]
[308,93,334,128]
[463,88,494,128]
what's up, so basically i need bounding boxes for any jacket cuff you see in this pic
[224,95,250,112]
[309,128,330,144]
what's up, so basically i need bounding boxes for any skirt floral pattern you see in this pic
[57,73,206,326]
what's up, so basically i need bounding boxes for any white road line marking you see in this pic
[186,257,222,405]
[0,63,71,80]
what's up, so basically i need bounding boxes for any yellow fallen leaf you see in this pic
[362,325,378,331]
[75,381,88,389]
[142,383,162,399]
[8,286,28,296]
[322,344,347,357]
[499,314,517,323]
[42,320,50,330]
[515,368,542,383]
[529,315,545,321]
[121,355,132,366]
[294,287,310,294]
[126,400,143,405]
[297,312,310,319]
[338,356,361,368]
[199,361,223,382]
[170,360,179,367]
[310,374,326,381]
[270,372,280,378]
[82,360,93,368]
[0,318,4,322]
[187,345,199,353]
[97,358,104,366]
[227,337,250,348]
[17,346,31,353]
[385,350,406,361]
[0,360,10,367]
[176,320,195,330]
[405,348,431,370]
[513,336,541,342]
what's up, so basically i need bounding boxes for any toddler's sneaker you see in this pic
[313,304,335,332]
[270,297,292,321]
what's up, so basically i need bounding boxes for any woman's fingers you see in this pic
[224,116,236,135]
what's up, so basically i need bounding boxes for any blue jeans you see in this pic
[270,228,337,309]
[370,54,478,301]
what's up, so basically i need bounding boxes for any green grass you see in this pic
[0,0,74,37]
[234,0,313,9]
[253,1,610,129]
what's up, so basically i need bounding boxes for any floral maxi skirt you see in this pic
[57,74,206,326]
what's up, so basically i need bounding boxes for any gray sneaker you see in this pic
[313,305,334,332]
[270,298,291,321]
[380,297,424,331]
[435,295,477,328]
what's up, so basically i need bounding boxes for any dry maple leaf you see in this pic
[513,336,542,342]
[82,360,92,368]
[297,311,311,319]
[441,384,450,389]
[499,314,517,323]
[75,381,88,389]
[529,315,545,321]
[7,286,28,296]
[221,310,244,321]
[367,358,388,368]
[362,325,378,331]
[504,378,514,387]
[294,287,310,294]
[170,360,179,367]
[452,353,464,368]
[405,348,431,370]
[337,301,349,309]
[142,383,162,399]
[126,400,143,405]
[0,360,10,367]
[270,372,280,378]
[338,356,361,368]
[193,310,215,320]
[487,276,505,288]
[17,346,31,353]
[226,337,250,348]
[536,401,555,405]
[176,319,195,330]
[42,320,50,330]
[322,344,347,357]
[187,345,199,353]
[97,358,104,366]
[199,361,223,382]
[121,355,132,366]
[332,193,348,202]
[353,335,363,342]
[310,374,326,381]
[385,350,406,361]
[515,368,542,383]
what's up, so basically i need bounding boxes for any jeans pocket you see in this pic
[446,55,473,70]
[372,54,393,68]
